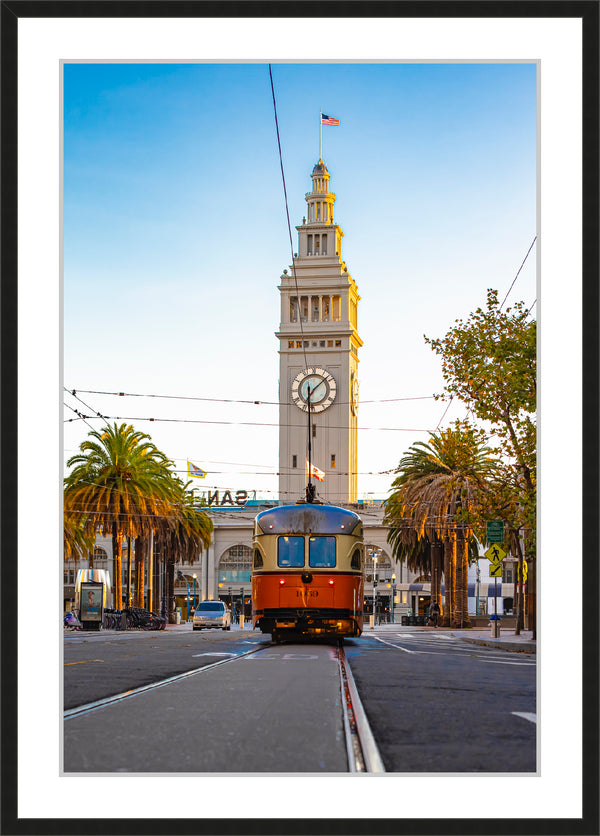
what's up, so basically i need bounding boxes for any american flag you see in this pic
[321,114,340,126]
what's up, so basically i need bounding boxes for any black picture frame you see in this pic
[1,2,598,835]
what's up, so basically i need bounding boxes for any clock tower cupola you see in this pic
[276,159,362,504]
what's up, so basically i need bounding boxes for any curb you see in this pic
[451,634,536,654]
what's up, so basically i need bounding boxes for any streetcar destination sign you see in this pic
[486,520,505,543]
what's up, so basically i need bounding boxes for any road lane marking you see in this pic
[192,652,238,657]
[64,659,103,666]
[479,659,536,666]
[243,653,282,660]
[373,636,416,653]
[282,654,319,660]
[512,712,536,723]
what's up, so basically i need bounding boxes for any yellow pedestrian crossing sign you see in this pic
[485,544,506,564]
[489,562,502,578]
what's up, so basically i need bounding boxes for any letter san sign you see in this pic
[205,490,249,507]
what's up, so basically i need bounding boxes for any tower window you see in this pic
[322,234,327,255]
[327,340,333,347]
[301,297,308,322]
[288,341,294,349]
[332,296,341,321]
[335,340,342,347]
[296,341,302,348]
[311,296,319,322]
[331,454,336,468]
[320,341,325,347]
[307,235,313,255]
[322,296,330,322]
[290,297,298,322]
[292,455,297,468]
[312,423,317,438]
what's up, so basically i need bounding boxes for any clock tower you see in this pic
[277,159,362,504]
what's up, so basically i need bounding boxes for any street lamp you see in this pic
[192,573,197,609]
[372,554,378,624]
[391,573,396,623]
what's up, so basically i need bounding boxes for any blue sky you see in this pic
[63,61,537,499]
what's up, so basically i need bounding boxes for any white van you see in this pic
[193,600,232,631]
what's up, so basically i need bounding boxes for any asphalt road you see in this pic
[63,626,536,774]
[345,630,536,773]
[63,628,270,709]
[64,638,348,773]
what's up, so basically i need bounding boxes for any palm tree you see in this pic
[156,482,213,620]
[63,510,95,561]
[385,421,499,628]
[64,423,178,609]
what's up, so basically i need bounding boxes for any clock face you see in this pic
[291,367,336,413]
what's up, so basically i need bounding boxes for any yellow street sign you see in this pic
[489,562,502,578]
[485,544,506,564]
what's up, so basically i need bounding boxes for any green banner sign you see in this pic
[486,520,505,543]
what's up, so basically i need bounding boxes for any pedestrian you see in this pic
[430,600,440,628]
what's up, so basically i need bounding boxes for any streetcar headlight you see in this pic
[279,578,285,585]
[328,579,335,586]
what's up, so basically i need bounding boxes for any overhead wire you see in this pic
[68,388,436,407]
[65,388,110,428]
[499,236,537,310]
[64,401,96,432]
[62,408,434,433]
[268,64,309,373]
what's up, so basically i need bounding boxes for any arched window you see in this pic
[219,545,252,583]
[94,546,108,565]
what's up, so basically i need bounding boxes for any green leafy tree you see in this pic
[385,422,499,628]
[425,289,536,633]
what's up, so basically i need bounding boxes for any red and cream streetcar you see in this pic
[252,503,364,642]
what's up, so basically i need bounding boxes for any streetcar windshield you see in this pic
[278,536,304,567]
[309,536,336,568]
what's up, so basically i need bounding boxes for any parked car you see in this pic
[193,600,231,631]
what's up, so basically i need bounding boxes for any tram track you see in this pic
[64,640,384,773]
[337,643,385,773]
[63,643,270,721]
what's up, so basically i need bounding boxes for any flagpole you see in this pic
[319,110,322,160]
[306,387,315,503]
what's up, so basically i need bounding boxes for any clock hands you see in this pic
[306,377,327,402]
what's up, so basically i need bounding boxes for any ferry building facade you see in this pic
[64,160,514,622]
